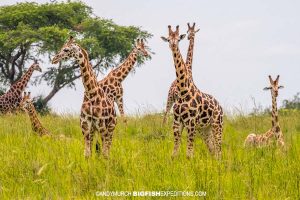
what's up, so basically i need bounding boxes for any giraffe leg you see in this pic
[200,127,216,155]
[186,125,196,159]
[100,117,116,159]
[163,93,174,124]
[172,119,183,158]
[211,122,223,159]
[116,95,126,123]
[81,117,93,158]
[101,130,110,159]
[276,132,285,147]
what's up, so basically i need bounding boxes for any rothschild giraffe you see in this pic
[20,92,50,136]
[163,23,200,124]
[94,39,148,152]
[161,25,224,158]
[95,39,148,121]
[52,36,116,158]
[0,61,42,114]
[244,75,285,147]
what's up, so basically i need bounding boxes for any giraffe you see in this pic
[161,25,224,159]
[94,39,148,153]
[52,36,116,158]
[0,61,42,114]
[20,92,50,136]
[163,23,200,124]
[244,75,285,147]
[96,39,148,121]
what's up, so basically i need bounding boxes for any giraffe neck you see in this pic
[186,35,195,76]
[114,48,138,82]
[171,45,192,96]
[25,103,43,131]
[76,48,103,98]
[8,66,35,95]
[271,92,280,132]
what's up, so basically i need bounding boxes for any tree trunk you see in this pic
[42,86,60,105]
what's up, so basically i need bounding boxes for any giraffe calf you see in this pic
[20,92,51,137]
[244,130,273,147]
[244,75,285,148]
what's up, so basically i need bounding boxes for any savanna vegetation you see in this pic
[0,111,299,199]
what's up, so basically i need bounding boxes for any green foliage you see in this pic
[32,95,51,115]
[282,92,300,110]
[0,112,299,199]
[0,1,152,103]
[0,85,5,95]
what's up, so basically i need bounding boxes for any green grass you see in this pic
[0,111,299,199]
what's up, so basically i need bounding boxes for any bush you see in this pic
[282,92,300,110]
[32,95,51,115]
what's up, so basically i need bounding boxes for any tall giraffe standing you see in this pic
[244,75,285,147]
[52,36,116,158]
[94,39,148,152]
[161,25,223,158]
[163,23,200,124]
[96,39,148,120]
[20,92,50,136]
[0,62,42,114]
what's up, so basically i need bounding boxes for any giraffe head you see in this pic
[135,39,149,56]
[187,23,200,40]
[263,75,284,97]
[161,25,186,51]
[20,91,32,111]
[31,61,42,72]
[51,36,81,64]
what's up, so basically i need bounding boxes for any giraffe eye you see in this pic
[63,49,69,52]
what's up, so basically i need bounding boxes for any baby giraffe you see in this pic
[244,75,285,147]
[20,92,51,136]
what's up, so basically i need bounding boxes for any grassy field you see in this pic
[0,111,299,199]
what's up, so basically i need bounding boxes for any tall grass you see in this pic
[0,111,299,199]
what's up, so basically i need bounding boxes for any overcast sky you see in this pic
[1,0,300,115]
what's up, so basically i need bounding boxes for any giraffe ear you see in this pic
[179,34,186,40]
[263,87,272,91]
[195,28,200,33]
[161,36,169,42]
[278,85,284,89]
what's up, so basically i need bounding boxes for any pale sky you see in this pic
[1,0,300,115]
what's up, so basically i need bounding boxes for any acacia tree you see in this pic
[0,1,152,107]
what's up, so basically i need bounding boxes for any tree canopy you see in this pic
[0,1,152,107]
